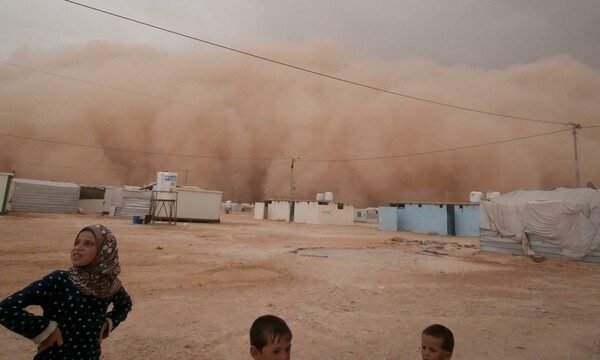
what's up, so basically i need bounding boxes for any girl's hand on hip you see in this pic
[37,327,63,354]
[98,320,109,345]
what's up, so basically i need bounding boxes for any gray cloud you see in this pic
[1,0,599,69]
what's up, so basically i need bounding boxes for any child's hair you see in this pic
[422,324,454,352]
[250,315,292,351]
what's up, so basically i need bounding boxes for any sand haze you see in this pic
[0,40,599,207]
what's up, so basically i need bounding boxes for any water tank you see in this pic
[316,193,325,201]
[469,191,483,203]
[324,192,334,201]
[486,191,501,200]
[155,171,177,192]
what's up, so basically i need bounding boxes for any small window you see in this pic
[337,203,344,210]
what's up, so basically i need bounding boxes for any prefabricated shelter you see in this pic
[254,202,267,220]
[454,203,480,236]
[378,202,480,236]
[119,187,152,218]
[254,199,355,226]
[173,186,222,222]
[0,172,13,215]
[293,199,354,226]
[103,186,152,218]
[78,185,109,214]
[9,178,80,213]
[354,207,379,224]
[254,200,292,221]
[480,188,600,262]
[221,201,244,212]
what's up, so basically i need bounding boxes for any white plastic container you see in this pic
[469,191,483,203]
[486,191,501,200]
[155,172,177,192]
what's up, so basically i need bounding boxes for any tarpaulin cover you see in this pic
[480,188,600,259]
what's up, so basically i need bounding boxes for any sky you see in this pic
[1,0,599,70]
[0,1,599,206]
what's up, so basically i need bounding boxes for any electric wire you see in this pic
[0,158,293,174]
[301,128,572,162]
[0,132,289,161]
[64,0,568,126]
[0,60,404,147]
[3,3,594,170]
[0,128,572,163]
[0,60,318,132]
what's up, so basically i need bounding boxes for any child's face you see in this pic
[421,333,452,360]
[250,338,292,360]
[71,231,97,267]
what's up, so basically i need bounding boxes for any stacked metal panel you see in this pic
[116,189,151,217]
[480,229,600,264]
[10,178,80,213]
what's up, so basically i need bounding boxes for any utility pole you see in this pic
[570,123,581,188]
[289,157,300,222]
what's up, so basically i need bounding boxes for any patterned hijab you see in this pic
[68,224,122,298]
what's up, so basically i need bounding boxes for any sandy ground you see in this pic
[0,212,599,360]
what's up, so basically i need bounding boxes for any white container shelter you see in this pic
[254,199,354,225]
[175,187,222,222]
[294,200,354,226]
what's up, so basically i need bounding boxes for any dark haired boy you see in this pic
[421,324,454,360]
[250,315,292,360]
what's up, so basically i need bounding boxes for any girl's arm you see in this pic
[0,271,59,342]
[103,286,132,335]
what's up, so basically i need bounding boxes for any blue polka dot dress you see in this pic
[0,270,132,359]
[1,224,132,359]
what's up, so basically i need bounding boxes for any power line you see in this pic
[0,60,319,132]
[3,60,592,164]
[0,159,293,174]
[64,0,568,126]
[0,128,572,163]
[0,60,401,147]
[0,160,148,173]
[301,128,572,162]
[0,132,289,161]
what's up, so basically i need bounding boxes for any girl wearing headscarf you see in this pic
[0,224,132,359]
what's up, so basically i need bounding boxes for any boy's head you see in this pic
[421,324,454,360]
[250,315,292,360]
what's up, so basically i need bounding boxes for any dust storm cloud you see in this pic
[0,40,599,207]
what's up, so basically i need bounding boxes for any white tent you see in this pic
[480,188,600,261]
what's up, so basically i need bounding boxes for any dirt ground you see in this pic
[0,212,599,360]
